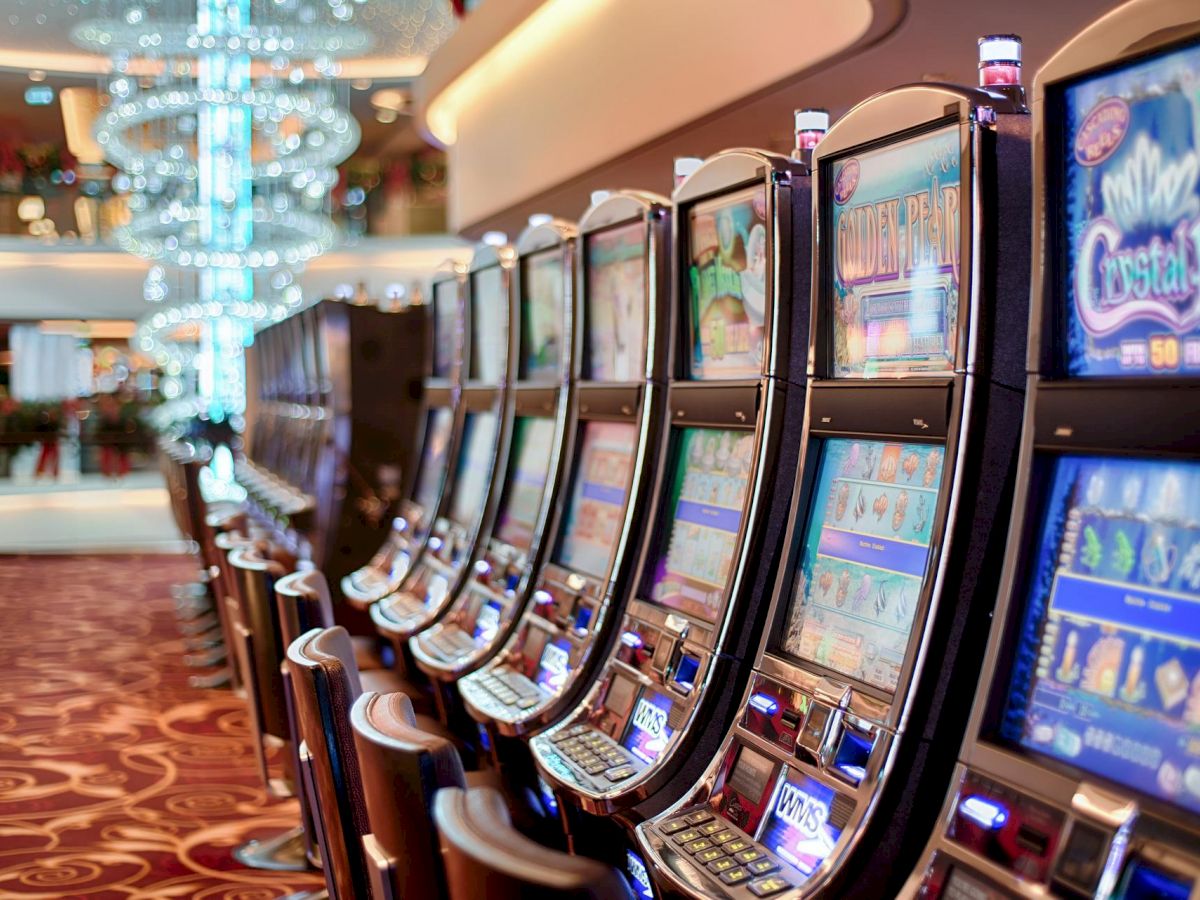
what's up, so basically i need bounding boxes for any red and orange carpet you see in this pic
[0,554,323,899]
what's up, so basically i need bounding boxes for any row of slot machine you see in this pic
[242,299,427,585]
[336,3,1200,897]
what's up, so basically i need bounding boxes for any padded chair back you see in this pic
[434,786,635,900]
[275,568,337,647]
[286,626,370,900]
[350,690,467,900]
[229,544,291,740]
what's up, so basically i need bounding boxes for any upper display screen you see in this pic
[1001,455,1200,816]
[521,249,565,380]
[781,438,945,694]
[645,427,755,623]
[586,221,647,381]
[1058,40,1200,377]
[412,407,454,516]
[432,279,457,379]
[494,416,555,551]
[828,125,961,378]
[449,411,499,528]
[470,265,507,383]
[555,421,639,577]
[688,186,769,379]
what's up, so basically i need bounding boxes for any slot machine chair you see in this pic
[350,690,500,900]
[286,627,463,900]
[226,543,312,872]
[434,786,635,900]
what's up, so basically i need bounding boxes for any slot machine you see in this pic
[362,243,518,672]
[635,37,1033,900]
[370,223,576,689]
[408,214,584,715]
[341,265,467,607]
[456,190,670,762]
[529,128,825,884]
[905,3,1200,897]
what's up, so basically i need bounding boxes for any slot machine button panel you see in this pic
[662,818,691,835]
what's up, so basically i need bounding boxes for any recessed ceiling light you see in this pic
[351,78,372,90]
[375,108,399,124]
[370,87,409,112]
[28,69,47,83]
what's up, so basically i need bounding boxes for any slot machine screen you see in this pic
[535,637,572,691]
[585,221,646,381]
[470,265,507,382]
[826,124,961,378]
[494,416,555,551]
[759,771,844,878]
[521,249,565,380]
[714,743,778,833]
[412,408,455,516]
[555,421,639,577]
[687,186,769,379]
[449,411,500,528]
[1000,455,1200,816]
[432,279,458,379]
[1056,39,1200,377]
[780,438,946,694]
[645,428,755,623]
[622,690,675,765]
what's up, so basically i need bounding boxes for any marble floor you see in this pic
[0,471,188,554]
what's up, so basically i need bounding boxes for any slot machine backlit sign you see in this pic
[760,773,843,877]
[536,639,571,691]
[1060,41,1200,376]
[623,692,675,764]
[828,125,962,378]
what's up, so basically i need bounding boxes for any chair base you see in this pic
[188,668,231,690]
[233,825,312,872]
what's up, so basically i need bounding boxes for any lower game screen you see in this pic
[413,407,454,516]
[449,411,500,528]
[645,427,756,623]
[494,417,556,550]
[758,770,844,878]
[781,438,945,693]
[555,421,639,577]
[1001,455,1200,816]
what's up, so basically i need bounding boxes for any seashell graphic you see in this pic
[854,489,866,523]
[873,492,889,520]
[819,569,834,595]
[892,490,909,532]
[923,450,941,487]
[836,569,851,607]
[835,482,850,520]
[903,452,920,481]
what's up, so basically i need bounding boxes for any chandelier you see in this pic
[72,0,371,423]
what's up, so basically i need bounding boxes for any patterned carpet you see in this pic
[0,554,323,899]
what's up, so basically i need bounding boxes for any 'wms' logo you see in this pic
[775,782,830,838]
[631,698,668,739]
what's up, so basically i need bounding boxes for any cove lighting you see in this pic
[424,0,612,146]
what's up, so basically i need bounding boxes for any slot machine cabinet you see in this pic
[905,3,1200,898]
[529,149,815,878]
[341,266,468,608]
[407,216,582,714]
[369,243,520,681]
[456,191,671,756]
[636,52,1033,900]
